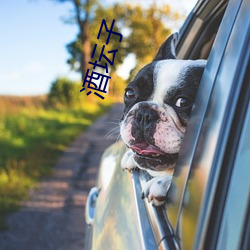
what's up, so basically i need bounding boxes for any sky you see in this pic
[0,0,197,96]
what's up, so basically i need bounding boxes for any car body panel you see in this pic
[168,0,250,248]
[92,142,159,250]
[85,0,250,249]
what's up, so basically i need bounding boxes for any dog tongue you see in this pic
[130,143,163,155]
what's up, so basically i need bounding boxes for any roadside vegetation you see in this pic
[0,78,113,230]
[0,0,182,231]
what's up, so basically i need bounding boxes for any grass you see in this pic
[0,95,112,230]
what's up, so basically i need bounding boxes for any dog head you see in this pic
[120,33,206,174]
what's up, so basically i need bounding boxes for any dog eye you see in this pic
[125,89,136,100]
[175,97,192,108]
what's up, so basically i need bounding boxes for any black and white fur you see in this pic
[120,33,206,206]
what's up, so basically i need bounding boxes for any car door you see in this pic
[166,0,250,249]
[85,0,250,249]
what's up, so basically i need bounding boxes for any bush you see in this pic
[48,77,83,108]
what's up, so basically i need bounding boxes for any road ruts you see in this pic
[0,103,123,250]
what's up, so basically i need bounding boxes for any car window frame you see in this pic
[165,0,233,230]
[177,0,229,60]
[134,0,231,248]
[193,0,250,248]
[202,1,250,246]
[165,0,250,249]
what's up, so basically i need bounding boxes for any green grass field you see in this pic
[0,96,112,230]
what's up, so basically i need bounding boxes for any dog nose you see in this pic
[135,109,159,130]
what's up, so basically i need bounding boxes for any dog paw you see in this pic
[141,175,172,206]
[121,149,135,172]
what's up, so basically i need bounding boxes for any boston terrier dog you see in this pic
[120,33,206,206]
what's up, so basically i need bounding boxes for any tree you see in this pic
[65,3,173,80]
[54,1,178,98]
[118,4,172,81]
[66,4,126,75]
[53,0,98,82]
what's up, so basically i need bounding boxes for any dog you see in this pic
[120,33,206,206]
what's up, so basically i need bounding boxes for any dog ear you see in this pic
[153,32,179,61]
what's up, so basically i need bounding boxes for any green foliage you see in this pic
[0,96,111,230]
[124,4,172,65]
[48,77,84,107]
[89,4,127,72]
[65,3,174,79]
[66,4,126,74]
[66,38,82,71]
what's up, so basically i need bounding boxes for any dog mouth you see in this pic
[129,143,178,164]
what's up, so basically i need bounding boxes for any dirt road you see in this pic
[0,103,123,250]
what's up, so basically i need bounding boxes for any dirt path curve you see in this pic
[0,103,124,250]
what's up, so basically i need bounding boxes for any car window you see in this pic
[166,0,231,231]
[177,0,228,60]
[134,1,231,248]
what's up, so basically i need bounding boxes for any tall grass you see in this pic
[0,95,112,230]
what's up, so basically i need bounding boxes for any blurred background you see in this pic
[0,0,196,230]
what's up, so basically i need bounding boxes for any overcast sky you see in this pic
[0,0,197,96]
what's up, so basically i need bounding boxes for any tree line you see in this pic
[49,0,179,103]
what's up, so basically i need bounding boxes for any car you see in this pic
[85,0,250,249]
